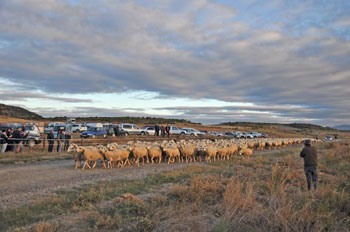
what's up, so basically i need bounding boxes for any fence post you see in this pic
[43,137,46,152]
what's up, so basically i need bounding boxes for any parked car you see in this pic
[209,131,223,136]
[183,128,206,136]
[233,131,244,138]
[118,123,147,136]
[245,133,254,139]
[250,132,262,138]
[168,126,186,135]
[102,123,116,136]
[72,123,87,133]
[142,126,156,135]
[0,123,42,147]
[325,136,333,141]
[224,132,236,137]
[52,124,73,139]
[44,122,64,134]
[80,127,107,138]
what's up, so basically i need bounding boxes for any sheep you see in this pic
[76,146,106,170]
[179,145,196,163]
[67,143,84,169]
[132,146,149,167]
[227,144,239,158]
[217,146,229,160]
[204,146,217,163]
[98,146,123,169]
[162,146,181,164]
[68,144,97,169]
[146,146,162,164]
[239,148,253,160]
[247,142,255,149]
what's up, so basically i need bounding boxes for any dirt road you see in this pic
[0,145,302,209]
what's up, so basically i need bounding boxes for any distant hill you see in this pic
[333,125,350,131]
[0,103,43,120]
[47,116,197,125]
[219,122,336,131]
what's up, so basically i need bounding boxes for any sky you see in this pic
[0,0,349,126]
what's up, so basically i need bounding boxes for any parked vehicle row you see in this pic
[42,121,268,139]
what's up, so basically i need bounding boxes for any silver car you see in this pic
[118,123,147,136]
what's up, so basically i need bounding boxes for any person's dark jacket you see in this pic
[0,133,8,144]
[58,132,65,142]
[300,145,318,166]
[47,132,55,143]
[12,130,23,144]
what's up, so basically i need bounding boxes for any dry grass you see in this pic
[2,142,350,231]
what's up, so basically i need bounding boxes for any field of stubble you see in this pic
[0,142,349,232]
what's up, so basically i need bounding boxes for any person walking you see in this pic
[300,140,318,191]
[64,131,71,151]
[47,129,55,152]
[1,130,8,155]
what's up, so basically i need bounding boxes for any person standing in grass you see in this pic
[0,130,8,155]
[300,140,318,191]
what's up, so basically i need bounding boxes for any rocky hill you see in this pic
[0,103,43,120]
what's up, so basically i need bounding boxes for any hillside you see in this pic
[0,103,43,120]
[333,125,350,131]
[219,121,337,131]
[47,116,197,125]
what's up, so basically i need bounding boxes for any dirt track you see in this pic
[0,145,302,209]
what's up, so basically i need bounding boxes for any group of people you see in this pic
[46,129,71,152]
[154,125,171,137]
[0,127,28,154]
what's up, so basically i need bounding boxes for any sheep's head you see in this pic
[67,143,78,152]
[76,146,85,153]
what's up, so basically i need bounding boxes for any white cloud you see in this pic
[0,0,349,126]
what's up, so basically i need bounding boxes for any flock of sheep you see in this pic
[67,137,315,170]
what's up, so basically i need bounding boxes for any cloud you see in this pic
[0,0,349,125]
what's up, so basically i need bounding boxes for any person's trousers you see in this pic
[57,142,63,152]
[48,142,54,152]
[304,165,318,191]
[1,143,7,154]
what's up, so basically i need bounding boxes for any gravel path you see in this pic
[0,160,204,209]
[0,145,302,209]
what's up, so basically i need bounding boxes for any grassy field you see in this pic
[0,141,349,231]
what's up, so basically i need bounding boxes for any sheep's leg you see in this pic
[146,156,150,164]
[124,159,130,166]
[159,156,162,164]
[92,161,97,169]
[82,160,90,170]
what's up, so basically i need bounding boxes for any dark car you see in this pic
[80,127,107,138]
